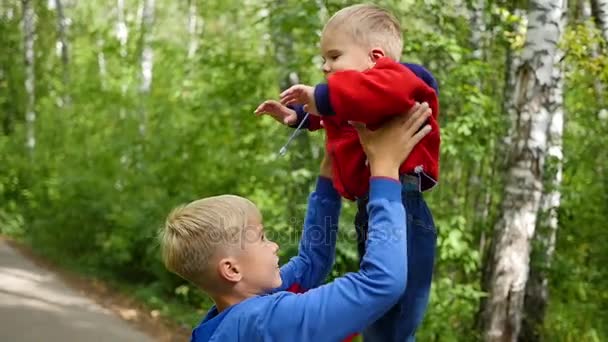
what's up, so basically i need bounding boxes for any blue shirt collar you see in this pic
[191,305,235,342]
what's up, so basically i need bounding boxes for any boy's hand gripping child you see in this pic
[160,107,432,342]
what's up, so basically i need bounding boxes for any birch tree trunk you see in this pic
[590,0,608,122]
[54,0,70,106]
[470,0,486,60]
[467,0,490,232]
[138,0,154,136]
[187,0,201,60]
[184,0,202,83]
[476,9,527,285]
[116,0,128,58]
[521,10,567,339]
[480,1,567,341]
[22,0,36,152]
[591,0,608,41]
[97,35,107,90]
[116,0,128,109]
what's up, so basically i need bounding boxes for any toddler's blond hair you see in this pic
[324,4,403,60]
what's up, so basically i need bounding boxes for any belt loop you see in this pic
[400,173,420,192]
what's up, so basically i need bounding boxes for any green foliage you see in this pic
[0,1,606,340]
[543,22,608,341]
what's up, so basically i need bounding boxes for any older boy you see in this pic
[255,4,439,341]
[160,106,432,341]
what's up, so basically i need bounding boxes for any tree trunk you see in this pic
[476,11,527,318]
[470,0,486,60]
[116,0,128,57]
[97,35,107,90]
[183,0,202,83]
[116,0,128,110]
[467,0,490,230]
[22,0,36,152]
[480,1,567,341]
[591,0,608,42]
[590,0,608,122]
[54,0,70,106]
[520,10,567,339]
[187,0,201,60]
[138,0,154,136]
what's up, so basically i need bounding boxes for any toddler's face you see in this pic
[320,28,375,76]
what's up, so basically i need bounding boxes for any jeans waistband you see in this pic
[400,174,420,192]
[357,173,420,205]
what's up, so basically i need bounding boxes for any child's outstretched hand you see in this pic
[254,100,298,126]
[280,85,318,115]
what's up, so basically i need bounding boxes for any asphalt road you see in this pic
[0,239,154,342]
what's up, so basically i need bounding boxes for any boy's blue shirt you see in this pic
[191,177,407,342]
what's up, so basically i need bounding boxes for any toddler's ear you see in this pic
[370,48,385,61]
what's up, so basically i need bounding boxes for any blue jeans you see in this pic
[355,184,437,342]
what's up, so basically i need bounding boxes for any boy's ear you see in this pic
[369,48,386,62]
[217,257,242,283]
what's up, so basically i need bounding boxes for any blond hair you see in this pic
[323,4,403,60]
[159,195,260,288]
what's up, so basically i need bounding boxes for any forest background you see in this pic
[1,0,606,341]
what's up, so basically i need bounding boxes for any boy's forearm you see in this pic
[295,177,340,288]
[276,177,340,291]
[265,178,407,340]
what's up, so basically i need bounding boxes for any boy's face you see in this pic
[320,28,375,76]
[236,215,282,292]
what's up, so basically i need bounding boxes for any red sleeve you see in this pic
[323,58,438,125]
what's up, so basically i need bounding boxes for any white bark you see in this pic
[470,0,486,59]
[22,0,36,152]
[467,0,488,228]
[116,0,128,120]
[589,0,608,121]
[97,36,107,89]
[116,0,128,58]
[316,0,329,22]
[54,0,70,106]
[139,0,154,135]
[481,1,567,341]
[140,0,154,93]
[187,0,201,59]
[591,0,608,42]
[521,17,566,340]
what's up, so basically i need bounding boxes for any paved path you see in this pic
[0,240,154,342]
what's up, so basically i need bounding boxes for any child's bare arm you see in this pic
[254,100,298,125]
[254,101,324,131]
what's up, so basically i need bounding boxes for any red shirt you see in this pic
[308,58,440,200]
